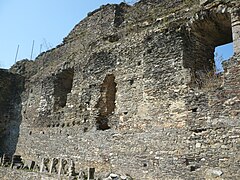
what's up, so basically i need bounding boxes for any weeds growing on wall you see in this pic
[214,52,225,73]
[194,54,225,91]
[195,70,223,91]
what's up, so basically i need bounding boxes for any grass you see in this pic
[194,70,223,91]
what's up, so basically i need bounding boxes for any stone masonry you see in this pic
[0,0,239,179]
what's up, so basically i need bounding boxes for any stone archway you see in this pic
[183,8,234,85]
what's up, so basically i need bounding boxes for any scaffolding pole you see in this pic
[39,44,42,54]
[30,40,35,60]
[14,45,20,63]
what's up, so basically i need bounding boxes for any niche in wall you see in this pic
[53,68,74,111]
[96,74,117,130]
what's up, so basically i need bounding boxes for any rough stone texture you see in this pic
[0,69,24,156]
[0,0,240,179]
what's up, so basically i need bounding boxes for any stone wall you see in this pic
[0,69,23,157]
[0,0,239,179]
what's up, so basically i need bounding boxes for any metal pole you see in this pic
[14,45,19,63]
[39,44,42,54]
[30,40,35,60]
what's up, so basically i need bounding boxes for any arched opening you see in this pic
[96,74,117,130]
[183,11,233,86]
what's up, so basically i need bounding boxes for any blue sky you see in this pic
[0,0,234,69]
[215,43,234,72]
[0,0,124,68]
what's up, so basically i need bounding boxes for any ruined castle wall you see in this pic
[0,70,23,156]
[14,24,190,179]
[183,54,240,179]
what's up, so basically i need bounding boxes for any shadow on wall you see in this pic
[0,70,24,156]
[96,74,117,130]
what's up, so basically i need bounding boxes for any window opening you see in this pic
[214,42,234,73]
